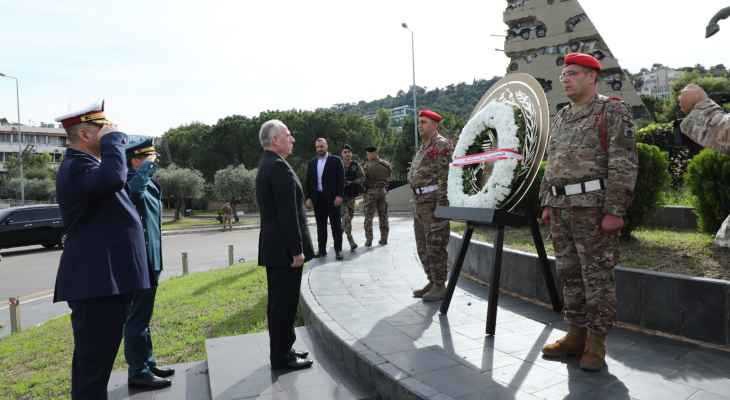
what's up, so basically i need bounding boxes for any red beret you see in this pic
[419,109,443,122]
[564,52,602,71]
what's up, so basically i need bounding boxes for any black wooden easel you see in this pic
[435,206,563,336]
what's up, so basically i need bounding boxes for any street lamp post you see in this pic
[401,22,418,148]
[0,72,24,204]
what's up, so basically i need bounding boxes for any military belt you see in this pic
[550,178,605,197]
[413,184,439,195]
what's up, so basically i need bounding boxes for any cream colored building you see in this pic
[0,123,67,174]
[503,0,648,118]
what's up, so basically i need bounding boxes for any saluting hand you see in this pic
[291,253,305,268]
[98,124,118,139]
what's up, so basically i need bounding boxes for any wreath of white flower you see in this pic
[448,101,520,208]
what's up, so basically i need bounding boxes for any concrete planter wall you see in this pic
[647,206,697,230]
[448,233,730,347]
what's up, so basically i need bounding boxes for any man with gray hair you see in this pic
[256,119,315,371]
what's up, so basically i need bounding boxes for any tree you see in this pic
[213,164,257,219]
[160,122,211,169]
[2,152,57,201]
[156,164,206,221]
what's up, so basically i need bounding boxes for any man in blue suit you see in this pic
[54,101,150,400]
[123,137,174,389]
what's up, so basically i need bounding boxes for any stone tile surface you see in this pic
[301,220,730,400]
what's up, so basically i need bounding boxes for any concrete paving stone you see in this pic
[414,331,485,355]
[400,377,440,398]
[668,370,730,399]
[415,364,499,398]
[688,391,730,400]
[377,362,411,381]
[360,331,420,355]
[453,347,523,372]
[617,370,700,400]
[385,308,433,326]
[457,384,543,400]
[383,347,461,375]
[108,362,211,400]
[395,320,446,340]
[531,372,624,400]
[489,362,568,394]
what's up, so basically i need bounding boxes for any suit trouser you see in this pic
[124,272,161,378]
[266,266,303,365]
[68,294,132,400]
[313,191,343,253]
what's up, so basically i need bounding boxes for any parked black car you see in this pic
[0,205,65,250]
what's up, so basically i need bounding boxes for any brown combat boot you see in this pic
[542,325,587,358]
[412,282,433,298]
[579,332,607,372]
[422,284,447,302]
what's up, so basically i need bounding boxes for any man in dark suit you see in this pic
[54,101,150,399]
[304,138,345,260]
[256,119,315,371]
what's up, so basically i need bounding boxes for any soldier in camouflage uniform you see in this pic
[539,53,638,372]
[679,84,730,247]
[679,84,730,153]
[341,144,365,251]
[363,146,392,247]
[408,109,453,302]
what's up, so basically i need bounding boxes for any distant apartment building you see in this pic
[0,122,67,174]
[365,105,414,125]
[638,67,682,100]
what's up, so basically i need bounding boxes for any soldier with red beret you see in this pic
[539,53,638,371]
[408,109,453,302]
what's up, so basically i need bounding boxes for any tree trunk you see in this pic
[175,197,183,221]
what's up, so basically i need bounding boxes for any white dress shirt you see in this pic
[316,154,328,192]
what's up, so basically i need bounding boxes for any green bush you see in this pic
[623,144,671,238]
[685,149,730,233]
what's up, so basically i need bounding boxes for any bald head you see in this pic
[679,84,708,114]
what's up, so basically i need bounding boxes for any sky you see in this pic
[0,0,728,136]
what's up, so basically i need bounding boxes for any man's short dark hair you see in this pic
[342,144,352,151]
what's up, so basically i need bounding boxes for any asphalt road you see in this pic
[0,215,410,338]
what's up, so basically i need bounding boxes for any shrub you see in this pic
[623,144,671,239]
[685,149,730,233]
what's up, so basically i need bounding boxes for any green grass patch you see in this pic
[451,223,730,281]
[660,188,695,207]
[0,262,274,400]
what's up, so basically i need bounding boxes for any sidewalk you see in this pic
[301,223,730,400]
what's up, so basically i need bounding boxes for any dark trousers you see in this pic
[313,191,342,253]
[265,266,303,366]
[68,294,132,400]
[124,278,159,378]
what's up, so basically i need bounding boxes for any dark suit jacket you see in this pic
[54,132,150,303]
[304,154,345,205]
[256,150,315,268]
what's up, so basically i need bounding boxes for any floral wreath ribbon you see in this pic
[450,148,523,167]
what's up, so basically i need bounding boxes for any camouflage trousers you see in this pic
[414,200,450,285]
[341,197,356,244]
[550,207,618,335]
[364,188,389,242]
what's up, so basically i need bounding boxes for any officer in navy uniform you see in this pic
[123,137,174,389]
[54,101,150,399]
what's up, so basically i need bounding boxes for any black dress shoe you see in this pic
[290,349,309,359]
[150,366,175,378]
[128,374,172,390]
[335,252,343,260]
[379,239,387,245]
[271,358,314,371]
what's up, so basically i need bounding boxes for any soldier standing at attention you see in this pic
[341,144,365,251]
[363,146,392,247]
[539,53,638,372]
[408,109,452,302]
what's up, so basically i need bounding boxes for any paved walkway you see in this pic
[302,221,730,400]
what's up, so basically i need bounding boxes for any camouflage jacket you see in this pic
[343,160,365,199]
[681,98,730,154]
[363,158,392,189]
[539,94,638,216]
[408,133,452,204]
